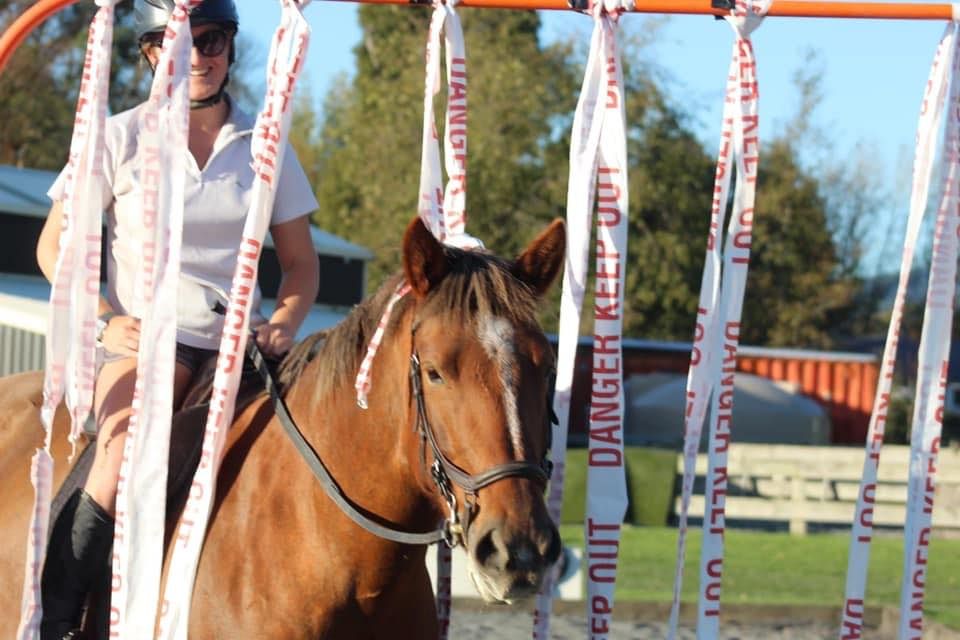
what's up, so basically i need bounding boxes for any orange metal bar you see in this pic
[758,0,952,18]
[0,0,954,76]
[336,0,955,19]
[0,0,79,74]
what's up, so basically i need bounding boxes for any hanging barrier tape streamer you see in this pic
[354,281,413,407]
[839,22,959,640]
[155,2,311,638]
[353,0,480,410]
[350,4,480,636]
[418,6,470,635]
[667,2,767,638]
[15,3,116,637]
[435,542,452,640]
[897,24,960,638]
[109,3,196,636]
[416,0,480,250]
[354,0,459,407]
[532,2,630,637]
[415,4,478,636]
[532,5,605,636]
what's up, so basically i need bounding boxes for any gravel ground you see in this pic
[449,610,844,640]
[448,607,960,639]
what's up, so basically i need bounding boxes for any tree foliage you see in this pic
[0,1,148,169]
[306,14,862,347]
[312,6,578,292]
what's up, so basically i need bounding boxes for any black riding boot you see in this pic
[40,489,114,640]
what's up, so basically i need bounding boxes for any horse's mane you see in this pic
[275,246,541,398]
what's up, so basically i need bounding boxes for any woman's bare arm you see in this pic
[37,200,115,318]
[256,215,320,356]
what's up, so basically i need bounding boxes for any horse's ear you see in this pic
[403,216,449,298]
[512,218,566,298]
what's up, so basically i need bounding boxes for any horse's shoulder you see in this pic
[0,370,69,450]
[0,369,46,408]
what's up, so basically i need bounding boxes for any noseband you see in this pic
[409,353,554,547]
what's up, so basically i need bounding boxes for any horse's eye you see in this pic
[426,367,444,385]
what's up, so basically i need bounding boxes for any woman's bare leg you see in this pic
[85,358,193,514]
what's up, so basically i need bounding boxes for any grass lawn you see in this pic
[559,524,960,630]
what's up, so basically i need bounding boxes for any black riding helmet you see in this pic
[134,0,239,109]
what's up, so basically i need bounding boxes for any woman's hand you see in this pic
[100,315,141,357]
[254,322,295,358]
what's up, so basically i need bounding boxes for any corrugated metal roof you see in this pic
[0,165,57,216]
[0,163,372,261]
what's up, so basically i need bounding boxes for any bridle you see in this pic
[409,352,554,547]
[247,333,555,549]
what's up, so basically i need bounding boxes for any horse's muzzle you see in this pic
[465,518,562,603]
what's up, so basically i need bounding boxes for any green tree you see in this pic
[0,1,147,169]
[618,42,859,347]
[312,6,577,292]
[743,138,856,347]
[287,85,323,192]
[619,63,717,340]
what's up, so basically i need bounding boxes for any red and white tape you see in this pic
[354,281,412,407]
[840,22,959,639]
[156,3,310,638]
[416,0,480,250]
[110,3,197,636]
[354,0,480,411]
[351,4,480,635]
[532,4,629,638]
[896,23,960,639]
[667,2,767,638]
[16,3,116,637]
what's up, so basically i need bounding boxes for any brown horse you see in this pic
[0,215,566,639]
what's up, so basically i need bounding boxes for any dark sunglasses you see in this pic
[140,28,232,58]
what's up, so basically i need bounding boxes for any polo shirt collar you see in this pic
[216,96,255,146]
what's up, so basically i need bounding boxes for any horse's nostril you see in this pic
[472,527,501,570]
[543,526,562,566]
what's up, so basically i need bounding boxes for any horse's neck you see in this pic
[284,333,441,537]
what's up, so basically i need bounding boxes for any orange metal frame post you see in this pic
[0,0,78,74]
[0,0,955,75]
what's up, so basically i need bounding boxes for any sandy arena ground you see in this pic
[445,601,960,639]
[449,610,840,639]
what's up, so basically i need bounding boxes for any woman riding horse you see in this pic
[33,1,319,637]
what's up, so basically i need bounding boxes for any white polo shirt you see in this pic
[49,98,319,349]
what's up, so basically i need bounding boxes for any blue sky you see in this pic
[236,3,948,274]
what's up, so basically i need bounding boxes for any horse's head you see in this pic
[401,216,565,603]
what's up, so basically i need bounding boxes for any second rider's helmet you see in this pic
[134,0,239,42]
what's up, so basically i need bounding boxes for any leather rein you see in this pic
[246,337,554,548]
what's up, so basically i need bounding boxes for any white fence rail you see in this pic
[676,443,960,534]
